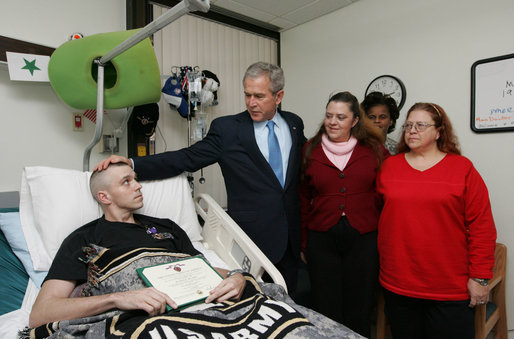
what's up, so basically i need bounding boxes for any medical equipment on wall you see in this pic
[47,0,211,171]
[162,66,219,143]
[127,103,159,158]
[187,68,219,143]
[162,66,220,189]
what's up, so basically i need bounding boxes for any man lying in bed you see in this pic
[27,162,361,338]
[29,162,246,327]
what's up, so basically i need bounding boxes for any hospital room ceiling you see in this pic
[205,0,360,32]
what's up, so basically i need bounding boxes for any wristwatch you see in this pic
[471,278,490,286]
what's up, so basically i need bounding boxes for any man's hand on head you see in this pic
[94,155,132,172]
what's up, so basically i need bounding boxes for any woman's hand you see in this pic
[467,278,489,307]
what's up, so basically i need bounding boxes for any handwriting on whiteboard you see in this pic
[472,54,514,132]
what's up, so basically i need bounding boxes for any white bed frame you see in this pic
[195,193,287,291]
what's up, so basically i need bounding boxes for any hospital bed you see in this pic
[0,166,286,338]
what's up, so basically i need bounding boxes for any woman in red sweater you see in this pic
[299,91,387,337]
[376,103,496,338]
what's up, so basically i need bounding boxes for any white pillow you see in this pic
[20,167,100,271]
[20,166,202,271]
[137,177,203,243]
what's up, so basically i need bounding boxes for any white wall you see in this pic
[281,0,514,332]
[0,0,126,192]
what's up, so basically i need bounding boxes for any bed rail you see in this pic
[194,193,287,292]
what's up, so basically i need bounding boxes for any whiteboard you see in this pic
[471,53,514,133]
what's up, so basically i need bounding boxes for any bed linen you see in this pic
[0,279,38,339]
[0,229,28,314]
[20,244,362,339]
[0,241,230,339]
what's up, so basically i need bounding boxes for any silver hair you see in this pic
[243,62,284,94]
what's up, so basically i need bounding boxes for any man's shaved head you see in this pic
[89,163,132,203]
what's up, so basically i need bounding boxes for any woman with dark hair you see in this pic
[377,103,497,338]
[361,91,400,154]
[299,91,388,337]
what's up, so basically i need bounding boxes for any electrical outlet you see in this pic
[73,113,83,131]
[99,134,119,153]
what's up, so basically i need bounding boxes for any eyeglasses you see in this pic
[402,121,436,132]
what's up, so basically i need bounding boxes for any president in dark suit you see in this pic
[95,62,306,295]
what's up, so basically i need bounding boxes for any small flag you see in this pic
[6,52,50,82]
[83,109,107,124]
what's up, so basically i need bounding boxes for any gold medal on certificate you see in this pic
[137,256,224,311]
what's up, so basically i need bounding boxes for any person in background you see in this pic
[376,102,496,338]
[95,62,306,297]
[299,91,388,336]
[361,91,400,154]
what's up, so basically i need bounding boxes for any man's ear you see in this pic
[274,89,284,106]
[97,190,111,205]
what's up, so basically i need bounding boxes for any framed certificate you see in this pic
[137,255,223,311]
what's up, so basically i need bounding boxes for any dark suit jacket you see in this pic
[134,110,306,263]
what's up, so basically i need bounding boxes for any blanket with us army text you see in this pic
[20,245,363,339]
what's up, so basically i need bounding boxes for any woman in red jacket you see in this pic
[376,103,496,338]
[299,91,387,337]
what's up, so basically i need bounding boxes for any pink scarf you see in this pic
[321,134,357,171]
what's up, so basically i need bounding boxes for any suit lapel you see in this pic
[237,112,279,182]
[282,111,300,189]
[239,111,300,189]
[344,143,364,168]
[310,142,337,170]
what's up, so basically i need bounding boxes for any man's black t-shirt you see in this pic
[45,214,201,283]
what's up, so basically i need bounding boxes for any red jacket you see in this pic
[300,141,387,251]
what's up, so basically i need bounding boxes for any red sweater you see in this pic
[377,153,496,300]
[300,141,386,251]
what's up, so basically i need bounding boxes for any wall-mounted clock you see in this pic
[365,75,406,110]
